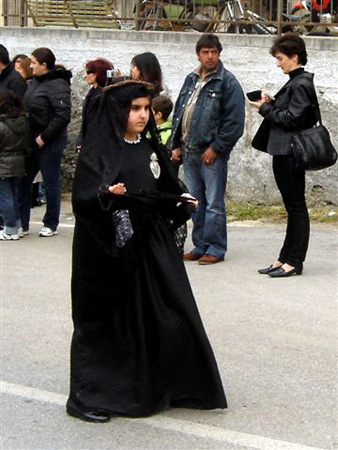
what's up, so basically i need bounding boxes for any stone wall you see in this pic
[1,27,337,205]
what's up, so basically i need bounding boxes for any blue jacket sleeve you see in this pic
[210,75,245,156]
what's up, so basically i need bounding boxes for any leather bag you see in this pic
[291,97,337,171]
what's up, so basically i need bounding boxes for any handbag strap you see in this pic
[311,90,322,125]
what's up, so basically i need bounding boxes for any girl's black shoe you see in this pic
[66,398,110,423]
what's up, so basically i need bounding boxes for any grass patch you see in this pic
[227,202,338,224]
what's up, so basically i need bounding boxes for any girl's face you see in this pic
[30,56,49,76]
[125,97,151,139]
[275,52,300,74]
[130,63,141,80]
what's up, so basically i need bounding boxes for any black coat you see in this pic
[0,113,31,177]
[0,64,27,99]
[75,86,102,148]
[24,66,71,143]
[252,69,318,155]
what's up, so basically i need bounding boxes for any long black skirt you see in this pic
[69,212,227,417]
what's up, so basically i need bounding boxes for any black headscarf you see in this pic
[99,80,160,145]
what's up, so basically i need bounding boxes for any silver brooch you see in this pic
[150,152,161,179]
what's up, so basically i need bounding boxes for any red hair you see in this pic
[86,58,114,87]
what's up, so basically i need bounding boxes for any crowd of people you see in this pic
[0,32,321,421]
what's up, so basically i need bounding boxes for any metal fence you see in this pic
[2,0,338,35]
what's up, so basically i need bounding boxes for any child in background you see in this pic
[0,90,31,240]
[152,95,173,148]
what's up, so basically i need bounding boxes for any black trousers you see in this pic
[272,155,310,267]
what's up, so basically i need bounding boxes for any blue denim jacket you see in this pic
[171,62,245,156]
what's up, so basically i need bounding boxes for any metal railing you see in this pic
[2,0,338,35]
[2,0,121,28]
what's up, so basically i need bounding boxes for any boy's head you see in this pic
[152,95,173,125]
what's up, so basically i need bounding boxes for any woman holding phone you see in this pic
[249,33,318,278]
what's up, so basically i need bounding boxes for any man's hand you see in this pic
[201,147,217,165]
[172,147,181,163]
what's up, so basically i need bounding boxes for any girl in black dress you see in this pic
[67,80,227,422]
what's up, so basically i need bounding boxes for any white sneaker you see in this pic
[18,227,29,238]
[0,230,19,240]
[39,227,58,237]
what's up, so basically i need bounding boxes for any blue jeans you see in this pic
[182,152,228,259]
[19,132,67,231]
[0,177,21,235]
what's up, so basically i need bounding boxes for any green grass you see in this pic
[227,202,338,224]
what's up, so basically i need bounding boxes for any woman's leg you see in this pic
[38,133,67,231]
[272,155,310,267]
[18,145,40,232]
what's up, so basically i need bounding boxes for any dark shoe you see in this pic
[183,251,201,261]
[268,266,303,278]
[198,254,223,265]
[31,198,42,208]
[258,264,282,275]
[66,398,110,423]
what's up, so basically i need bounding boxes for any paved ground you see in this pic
[1,199,337,450]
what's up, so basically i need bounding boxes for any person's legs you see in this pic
[182,152,207,257]
[39,133,67,232]
[200,155,228,260]
[18,144,40,232]
[0,178,19,237]
[273,155,309,267]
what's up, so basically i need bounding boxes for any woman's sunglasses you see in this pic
[86,69,95,74]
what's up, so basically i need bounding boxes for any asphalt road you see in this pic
[1,199,337,450]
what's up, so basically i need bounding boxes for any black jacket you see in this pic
[76,86,103,148]
[252,69,318,155]
[24,66,72,143]
[0,113,32,177]
[0,64,27,99]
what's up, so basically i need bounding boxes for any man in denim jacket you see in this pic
[171,34,245,265]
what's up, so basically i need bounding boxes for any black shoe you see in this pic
[66,398,110,423]
[268,266,303,278]
[258,264,282,275]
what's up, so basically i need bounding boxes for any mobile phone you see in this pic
[246,90,262,102]
[106,69,116,78]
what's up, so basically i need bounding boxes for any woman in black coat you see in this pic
[249,33,318,278]
[20,47,71,237]
[75,58,113,152]
[66,80,227,422]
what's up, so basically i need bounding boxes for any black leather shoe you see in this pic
[258,264,282,274]
[66,398,110,423]
[268,266,303,278]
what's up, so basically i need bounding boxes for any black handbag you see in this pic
[291,97,337,171]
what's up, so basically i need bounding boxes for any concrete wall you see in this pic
[1,27,337,205]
